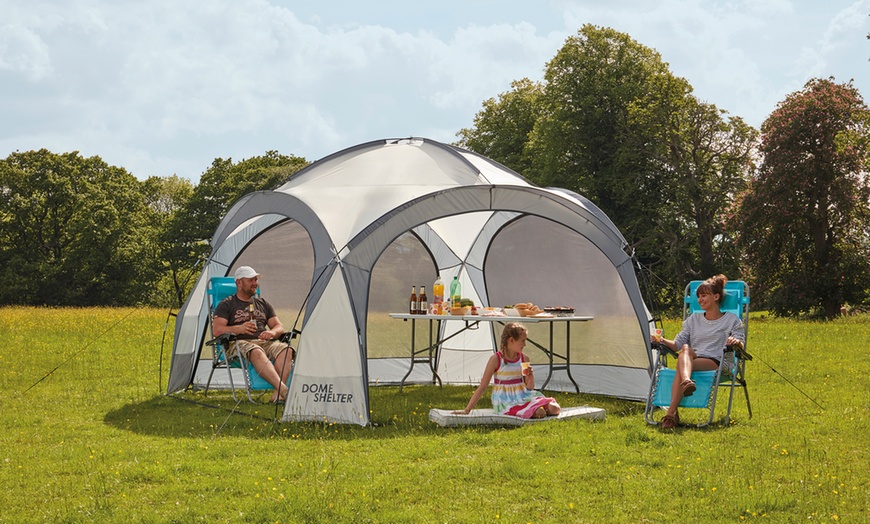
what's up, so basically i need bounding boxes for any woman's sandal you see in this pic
[680,379,696,397]
[660,411,680,429]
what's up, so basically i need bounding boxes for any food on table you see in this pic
[449,306,471,316]
[513,302,543,316]
[543,306,575,317]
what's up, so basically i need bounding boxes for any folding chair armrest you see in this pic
[278,328,301,344]
[206,332,237,347]
[724,343,750,358]
[652,341,677,358]
[207,330,298,349]
[729,344,752,361]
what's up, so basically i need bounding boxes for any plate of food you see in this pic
[479,307,505,317]
[513,303,543,317]
[543,306,575,317]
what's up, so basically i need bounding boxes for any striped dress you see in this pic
[491,351,556,418]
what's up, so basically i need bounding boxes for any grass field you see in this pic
[1,307,867,523]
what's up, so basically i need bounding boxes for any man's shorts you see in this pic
[227,338,292,361]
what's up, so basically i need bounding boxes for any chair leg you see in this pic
[240,356,256,403]
[644,365,665,425]
[205,365,217,396]
[699,389,718,427]
[224,357,239,402]
[722,380,736,426]
[742,380,752,419]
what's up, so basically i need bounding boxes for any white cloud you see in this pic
[557,0,870,126]
[0,0,868,180]
[427,22,561,109]
[799,0,870,80]
[0,24,53,80]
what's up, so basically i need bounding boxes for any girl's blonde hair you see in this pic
[696,274,728,304]
[500,322,528,353]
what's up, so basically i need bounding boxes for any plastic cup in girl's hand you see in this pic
[521,362,531,376]
[654,328,663,342]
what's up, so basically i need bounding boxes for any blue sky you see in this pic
[1,0,868,181]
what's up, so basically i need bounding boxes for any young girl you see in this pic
[653,274,745,429]
[454,322,561,419]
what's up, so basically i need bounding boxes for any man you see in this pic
[213,266,294,403]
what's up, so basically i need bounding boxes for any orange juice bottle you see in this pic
[433,275,444,309]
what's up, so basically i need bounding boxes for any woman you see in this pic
[654,274,745,429]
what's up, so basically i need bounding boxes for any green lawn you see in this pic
[1,307,867,523]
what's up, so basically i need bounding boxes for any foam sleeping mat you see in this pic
[429,405,606,427]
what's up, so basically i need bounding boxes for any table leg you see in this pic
[400,317,445,391]
[541,322,555,390]
[431,319,443,387]
[399,318,416,392]
[427,318,443,387]
[564,321,580,393]
[540,321,580,393]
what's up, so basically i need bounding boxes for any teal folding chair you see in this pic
[645,280,752,427]
[204,276,293,402]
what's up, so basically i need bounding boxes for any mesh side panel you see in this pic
[231,220,314,320]
[367,232,437,359]
[198,221,314,365]
[485,215,646,368]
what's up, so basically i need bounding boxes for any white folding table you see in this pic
[389,313,593,392]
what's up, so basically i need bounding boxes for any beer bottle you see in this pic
[419,286,428,315]
[409,286,417,314]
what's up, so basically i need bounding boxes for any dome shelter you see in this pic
[167,138,653,425]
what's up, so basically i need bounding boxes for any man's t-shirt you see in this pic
[213,295,277,340]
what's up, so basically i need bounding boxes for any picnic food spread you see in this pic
[411,290,575,317]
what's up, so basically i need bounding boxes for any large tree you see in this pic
[656,98,759,283]
[455,78,543,176]
[457,25,756,310]
[734,78,870,318]
[141,174,195,307]
[0,150,159,305]
[525,24,693,245]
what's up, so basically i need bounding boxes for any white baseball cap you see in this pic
[233,266,261,280]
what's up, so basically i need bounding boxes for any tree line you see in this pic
[457,25,870,318]
[0,150,307,308]
[2,25,868,318]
